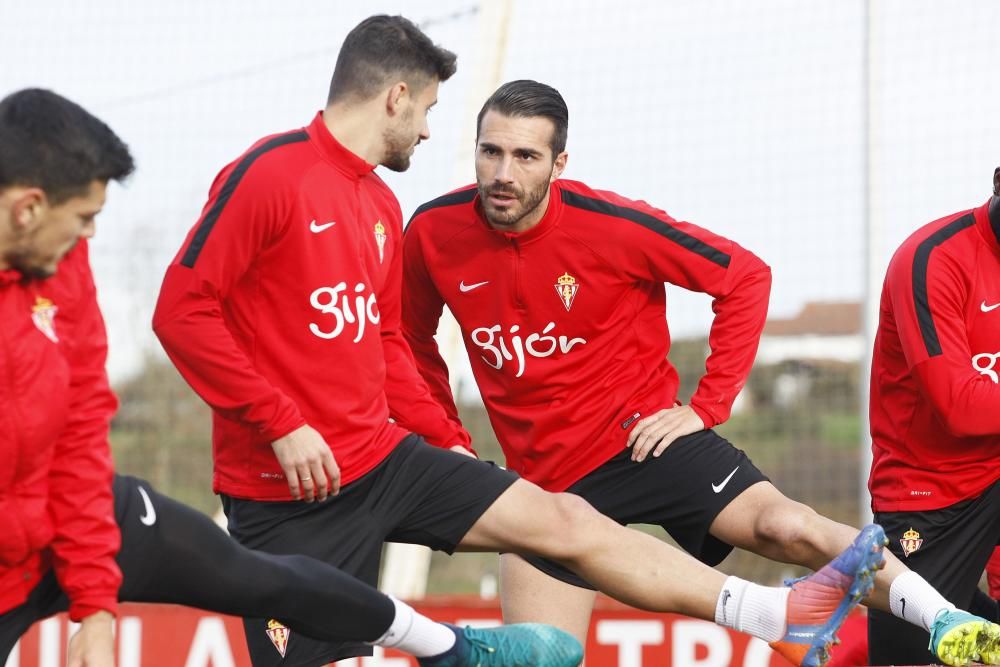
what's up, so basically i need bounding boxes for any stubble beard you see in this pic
[2,228,58,279]
[381,111,417,173]
[4,247,56,279]
[478,177,550,229]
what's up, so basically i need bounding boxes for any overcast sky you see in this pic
[3,0,999,383]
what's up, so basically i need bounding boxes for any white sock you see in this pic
[889,570,957,631]
[370,596,457,658]
[714,576,790,642]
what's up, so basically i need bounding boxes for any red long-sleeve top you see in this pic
[869,199,1000,511]
[154,113,469,500]
[403,181,771,491]
[0,241,120,620]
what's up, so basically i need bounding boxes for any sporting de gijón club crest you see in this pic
[374,220,387,263]
[555,272,580,311]
[265,619,290,657]
[899,527,923,557]
[31,296,59,343]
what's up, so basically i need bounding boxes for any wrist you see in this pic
[688,402,715,429]
[80,610,115,627]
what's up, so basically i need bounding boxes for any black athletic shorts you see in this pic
[522,429,768,589]
[222,434,519,667]
[868,478,1000,666]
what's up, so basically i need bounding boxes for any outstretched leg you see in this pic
[709,481,1000,665]
[458,479,885,666]
[112,475,583,667]
[1,476,584,667]
[114,475,395,642]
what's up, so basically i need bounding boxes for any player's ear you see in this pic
[993,167,1000,197]
[551,151,568,182]
[385,82,408,117]
[10,187,47,231]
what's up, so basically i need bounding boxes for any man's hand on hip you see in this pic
[271,424,341,501]
[626,405,705,463]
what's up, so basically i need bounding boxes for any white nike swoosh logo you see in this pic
[459,280,489,293]
[712,466,740,494]
[981,300,1000,313]
[309,220,336,233]
[138,486,157,526]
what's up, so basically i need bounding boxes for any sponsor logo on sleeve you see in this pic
[621,412,642,429]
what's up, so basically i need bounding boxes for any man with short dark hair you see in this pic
[327,14,456,100]
[402,79,1000,666]
[0,86,585,667]
[157,19,897,667]
[0,86,135,667]
[866,168,1000,664]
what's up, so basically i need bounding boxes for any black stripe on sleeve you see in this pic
[405,186,478,233]
[560,189,731,268]
[911,213,974,357]
[989,197,1000,245]
[180,131,309,268]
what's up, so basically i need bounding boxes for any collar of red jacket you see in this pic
[476,181,564,244]
[306,112,376,178]
[0,268,22,286]
[976,197,1000,254]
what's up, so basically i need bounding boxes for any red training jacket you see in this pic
[869,199,1000,511]
[154,113,469,501]
[0,241,120,619]
[403,181,771,491]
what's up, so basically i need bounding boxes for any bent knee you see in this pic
[554,492,602,527]
[532,493,606,560]
[752,500,820,548]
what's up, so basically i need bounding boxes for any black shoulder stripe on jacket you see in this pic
[405,187,478,234]
[990,197,1000,245]
[180,131,309,268]
[561,189,730,268]
[911,213,975,357]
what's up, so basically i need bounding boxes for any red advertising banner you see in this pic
[5,597,799,667]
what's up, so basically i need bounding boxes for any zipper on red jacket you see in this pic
[0,291,20,481]
[0,318,10,409]
[510,237,524,310]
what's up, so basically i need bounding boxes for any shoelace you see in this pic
[465,633,497,655]
[784,574,809,587]
[461,629,501,665]
[465,627,549,665]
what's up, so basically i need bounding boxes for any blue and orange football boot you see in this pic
[768,523,887,667]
